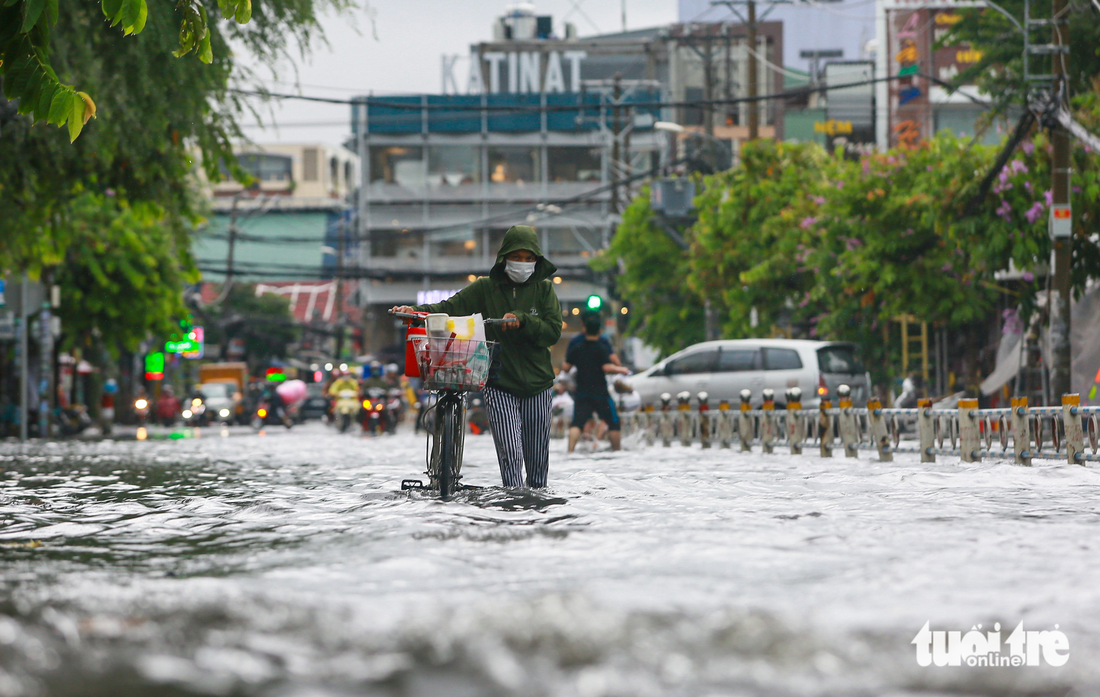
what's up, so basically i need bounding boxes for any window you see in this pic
[666,350,718,375]
[428,146,481,187]
[371,230,423,259]
[763,348,803,370]
[545,227,600,256]
[330,156,339,186]
[199,383,233,399]
[233,153,292,182]
[717,348,760,372]
[370,146,424,186]
[303,148,319,181]
[430,229,479,258]
[547,147,602,182]
[682,86,704,126]
[488,146,540,183]
[817,345,864,374]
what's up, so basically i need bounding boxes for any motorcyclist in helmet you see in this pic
[327,369,360,399]
[361,361,389,391]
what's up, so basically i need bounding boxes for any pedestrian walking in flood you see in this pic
[392,224,562,487]
[562,311,630,452]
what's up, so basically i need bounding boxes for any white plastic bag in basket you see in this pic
[446,314,486,342]
[445,314,485,363]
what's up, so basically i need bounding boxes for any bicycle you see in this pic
[391,310,512,499]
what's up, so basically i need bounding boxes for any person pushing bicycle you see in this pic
[392,224,562,488]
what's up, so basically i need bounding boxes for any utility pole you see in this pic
[703,37,716,137]
[1048,0,1071,400]
[746,0,759,140]
[702,36,718,341]
[216,193,241,305]
[610,74,623,216]
[18,273,28,441]
[334,216,345,359]
[711,0,767,140]
[38,279,52,438]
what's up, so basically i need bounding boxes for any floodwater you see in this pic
[1,423,1098,696]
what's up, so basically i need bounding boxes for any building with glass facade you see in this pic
[350,90,664,353]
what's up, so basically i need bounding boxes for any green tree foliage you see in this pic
[55,193,197,351]
[691,140,833,338]
[0,0,252,140]
[592,186,706,356]
[605,134,1100,383]
[0,0,347,357]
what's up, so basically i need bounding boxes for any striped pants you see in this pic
[483,386,553,488]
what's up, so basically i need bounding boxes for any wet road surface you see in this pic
[1,423,1099,696]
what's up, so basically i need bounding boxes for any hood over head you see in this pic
[491,225,557,284]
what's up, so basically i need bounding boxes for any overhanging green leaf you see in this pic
[21,0,46,32]
[198,27,212,63]
[67,91,84,141]
[34,79,57,121]
[47,87,70,124]
[234,0,251,24]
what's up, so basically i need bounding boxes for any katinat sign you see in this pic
[442,50,588,95]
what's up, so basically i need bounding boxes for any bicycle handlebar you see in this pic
[389,309,517,325]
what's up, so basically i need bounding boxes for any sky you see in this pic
[236,0,679,148]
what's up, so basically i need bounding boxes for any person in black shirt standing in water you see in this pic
[562,312,630,452]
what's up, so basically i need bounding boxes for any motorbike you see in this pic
[252,396,292,430]
[181,395,208,427]
[362,387,387,435]
[133,397,150,425]
[383,388,405,434]
[334,389,360,433]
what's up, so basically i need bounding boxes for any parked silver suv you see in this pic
[629,339,872,408]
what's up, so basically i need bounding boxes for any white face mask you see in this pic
[505,259,537,284]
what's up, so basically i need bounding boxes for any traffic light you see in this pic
[265,367,286,382]
[586,294,603,312]
[144,352,164,380]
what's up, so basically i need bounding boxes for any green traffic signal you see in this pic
[586,294,603,311]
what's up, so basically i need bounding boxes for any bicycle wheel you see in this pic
[438,400,458,499]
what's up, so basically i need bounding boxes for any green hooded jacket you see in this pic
[414,225,562,397]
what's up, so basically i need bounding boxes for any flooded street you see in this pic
[2,424,1099,696]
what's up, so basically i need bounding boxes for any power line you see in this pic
[229,73,938,112]
[196,161,677,246]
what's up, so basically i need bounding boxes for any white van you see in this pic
[628,339,872,409]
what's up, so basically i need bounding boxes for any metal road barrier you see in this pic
[557,385,1100,466]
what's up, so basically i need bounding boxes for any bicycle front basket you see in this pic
[410,337,496,390]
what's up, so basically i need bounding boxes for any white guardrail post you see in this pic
[660,393,674,447]
[738,389,753,452]
[819,398,834,458]
[698,392,712,449]
[717,399,733,448]
[958,398,980,462]
[761,388,776,454]
[867,398,892,462]
[644,406,656,447]
[786,387,803,455]
[1063,394,1085,465]
[1011,396,1032,466]
[837,385,858,458]
[917,398,935,463]
[677,391,693,447]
